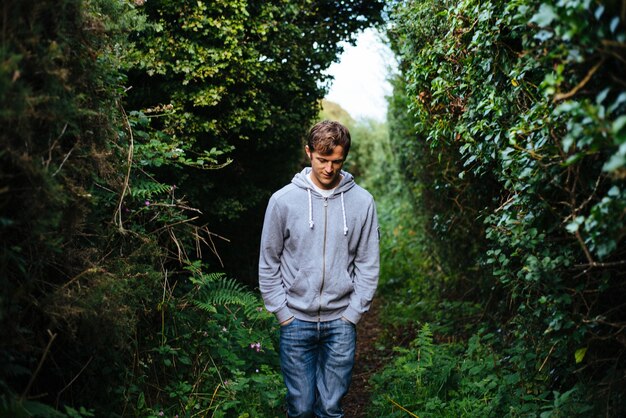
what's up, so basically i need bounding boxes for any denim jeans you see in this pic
[279,318,356,418]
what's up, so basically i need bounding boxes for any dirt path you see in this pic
[343,300,387,418]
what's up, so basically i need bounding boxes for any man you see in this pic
[259,120,380,418]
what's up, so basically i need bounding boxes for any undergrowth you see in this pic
[370,323,593,418]
[120,268,285,418]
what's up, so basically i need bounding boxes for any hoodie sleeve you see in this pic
[258,196,293,323]
[343,197,380,324]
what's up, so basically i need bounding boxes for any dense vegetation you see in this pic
[3,0,626,416]
[0,0,382,416]
[366,0,626,416]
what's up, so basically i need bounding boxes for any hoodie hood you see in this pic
[291,167,356,194]
[291,167,356,235]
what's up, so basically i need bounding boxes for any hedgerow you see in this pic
[1,0,384,416]
[372,0,626,415]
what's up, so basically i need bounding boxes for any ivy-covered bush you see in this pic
[380,0,626,414]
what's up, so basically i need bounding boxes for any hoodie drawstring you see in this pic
[308,188,314,229]
[307,188,348,236]
[341,192,348,236]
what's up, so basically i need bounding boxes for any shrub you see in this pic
[376,0,626,414]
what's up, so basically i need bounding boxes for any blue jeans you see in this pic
[279,318,356,418]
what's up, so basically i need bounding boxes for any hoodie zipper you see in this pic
[318,196,328,322]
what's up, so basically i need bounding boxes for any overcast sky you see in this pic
[324,28,398,122]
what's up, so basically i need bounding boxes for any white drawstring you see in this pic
[341,192,348,236]
[308,188,347,235]
[307,188,314,229]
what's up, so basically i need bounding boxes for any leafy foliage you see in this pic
[122,267,284,417]
[370,325,593,417]
[0,0,137,414]
[123,0,386,283]
[370,0,626,415]
[1,0,385,416]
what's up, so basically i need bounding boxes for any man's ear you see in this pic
[305,145,312,159]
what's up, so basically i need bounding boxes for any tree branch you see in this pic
[554,59,605,102]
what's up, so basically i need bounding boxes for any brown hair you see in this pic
[306,120,351,157]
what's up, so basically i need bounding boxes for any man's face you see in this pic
[306,145,345,190]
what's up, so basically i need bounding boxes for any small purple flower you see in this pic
[249,342,261,352]
[145,200,150,206]
[158,411,164,417]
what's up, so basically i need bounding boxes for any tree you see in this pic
[123,0,385,283]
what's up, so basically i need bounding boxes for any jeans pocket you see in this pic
[340,316,355,327]
[280,317,296,327]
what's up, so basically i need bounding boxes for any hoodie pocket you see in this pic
[286,268,320,312]
[324,270,355,308]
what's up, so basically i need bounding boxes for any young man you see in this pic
[259,120,380,418]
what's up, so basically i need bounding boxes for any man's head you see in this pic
[305,120,351,190]
[306,120,351,158]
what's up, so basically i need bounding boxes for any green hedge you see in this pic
[382,0,626,414]
[0,0,384,415]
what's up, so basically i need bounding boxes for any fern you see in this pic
[193,273,262,319]
[188,270,226,286]
[412,322,434,368]
[129,178,171,199]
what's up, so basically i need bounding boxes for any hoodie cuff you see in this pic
[342,306,362,325]
[275,306,293,324]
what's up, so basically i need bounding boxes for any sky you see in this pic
[324,28,398,122]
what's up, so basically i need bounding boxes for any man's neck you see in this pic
[308,172,337,197]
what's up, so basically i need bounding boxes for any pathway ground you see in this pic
[342,300,387,418]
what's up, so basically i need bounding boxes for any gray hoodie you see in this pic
[259,167,379,324]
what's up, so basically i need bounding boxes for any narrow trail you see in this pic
[343,300,387,417]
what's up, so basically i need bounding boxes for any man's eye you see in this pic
[317,158,343,165]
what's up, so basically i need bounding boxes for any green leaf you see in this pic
[612,115,626,138]
[566,216,585,233]
[574,347,587,364]
[530,4,558,27]
[21,400,66,418]
[602,153,626,172]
